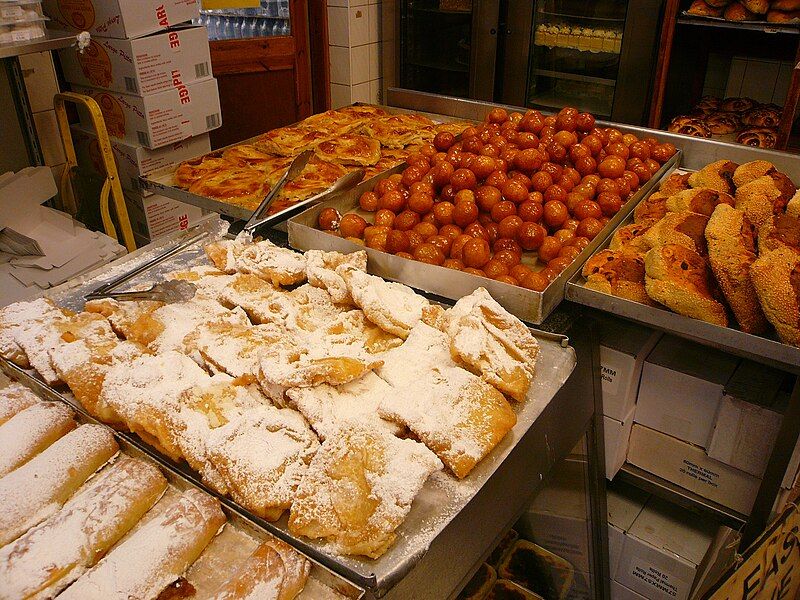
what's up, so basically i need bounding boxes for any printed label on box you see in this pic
[77,40,113,88]
[56,0,96,30]
[679,459,721,490]
[601,346,629,398]
[627,559,690,599]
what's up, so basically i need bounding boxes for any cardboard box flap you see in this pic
[629,497,718,567]
[607,481,650,532]
[645,335,739,385]
[723,360,785,409]
[530,458,587,519]
[689,526,740,600]
[598,316,661,357]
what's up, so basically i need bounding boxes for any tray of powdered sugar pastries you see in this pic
[0,215,576,594]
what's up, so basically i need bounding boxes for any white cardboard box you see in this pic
[42,0,199,39]
[607,482,650,579]
[605,406,636,480]
[69,125,210,195]
[72,78,220,150]
[707,360,786,478]
[59,26,212,95]
[125,190,202,241]
[627,424,760,515]
[635,336,739,448]
[616,498,734,600]
[598,318,661,421]
[611,580,648,600]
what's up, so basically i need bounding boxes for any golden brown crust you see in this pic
[703,111,741,134]
[188,167,271,209]
[758,214,800,255]
[723,1,757,20]
[360,114,436,148]
[314,133,382,166]
[280,158,349,201]
[741,107,781,128]
[254,126,332,156]
[786,190,800,219]
[735,175,782,229]
[741,0,769,13]
[721,97,757,113]
[687,0,724,15]
[644,244,728,327]
[750,247,800,346]
[364,148,410,179]
[705,204,769,334]
[634,192,670,225]
[665,188,736,216]
[667,117,711,138]
[688,160,738,194]
[582,249,659,306]
[641,211,710,256]
[732,160,776,188]
[737,127,778,149]
[174,156,239,189]
[767,9,800,22]
[771,0,800,10]
[609,223,651,253]
[658,172,692,196]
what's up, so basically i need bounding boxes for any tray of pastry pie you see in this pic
[0,363,365,600]
[565,158,800,372]
[139,103,476,222]
[285,151,681,326]
[0,215,577,595]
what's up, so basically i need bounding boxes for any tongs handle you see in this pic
[243,149,313,234]
[85,289,160,302]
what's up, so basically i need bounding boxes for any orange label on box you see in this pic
[77,40,113,88]
[56,0,96,30]
[95,93,126,138]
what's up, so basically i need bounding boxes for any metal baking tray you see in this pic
[564,179,800,374]
[138,104,476,223]
[0,359,365,600]
[11,217,578,596]
[287,152,680,325]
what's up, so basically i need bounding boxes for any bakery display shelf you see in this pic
[676,14,800,34]
[17,216,579,598]
[526,90,611,119]
[617,464,747,529]
[288,150,679,326]
[410,6,471,16]
[406,55,470,74]
[537,10,625,23]
[0,28,76,59]
[531,68,617,86]
[139,103,473,224]
[0,358,366,600]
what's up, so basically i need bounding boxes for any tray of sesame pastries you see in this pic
[566,158,800,372]
[287,105,681,324]
[0,363,366,600]
[0,215,577,595]
[140,104,476,223]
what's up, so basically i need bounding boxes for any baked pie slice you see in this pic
[288,424,442,558]
[206,404,320,521]
[446,287,539,402]
[174,156,241,189]
[286,371,404,441]
[313,134,381,167]
[221,144,281,172]
[361,114,436,148]
[644,244,728,327]
[583,249,657,307]
[305,249,368,304]
[364,147,410,179]
[279,158,349,202]
[434,120,474,136]
[254,126,332,156]
[376,322,517,479]
[188,166,271,210]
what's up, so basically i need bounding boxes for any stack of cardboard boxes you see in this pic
[43,0,221,245]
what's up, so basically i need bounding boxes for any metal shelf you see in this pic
[617,464,748,530]
[411,6,471,16]
[676,16,800,35]
[537,10,625,23]
[0,28,76,59]
[532,68,616,86]
[407,56,469,73]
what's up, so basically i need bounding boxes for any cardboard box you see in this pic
[598,318,661,421]
[73,79,221,150]
[604,406,635,480]
[42,0,199,39]
[707,361,786,478]
[635,336,739,448]
[616,498,735,600]
[611,580,648,600]
[19,51,60,113]
[627,424,760,515]
[607,482,650,579]
[124,190,202,241]
[516,459,591,573]
[69,125,210,195]
[59,26,212,95]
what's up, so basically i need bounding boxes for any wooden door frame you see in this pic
[308,0,331,112]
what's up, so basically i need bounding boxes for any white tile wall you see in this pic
[724,56,793,105]
[328,0,382,108]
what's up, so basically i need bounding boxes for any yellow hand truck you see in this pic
[53,92,137,253]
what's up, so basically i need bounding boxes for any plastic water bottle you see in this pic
[245,17,257,38]
[270,18,280,36]
[257,17,270,37]
[278,0,288,18]
[235,16,245,38]
[222,16,233,39]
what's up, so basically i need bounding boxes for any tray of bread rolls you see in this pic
[566,158,800,373]
[0,215,577,595]
[139,103,476,223]
[0,362,365,600]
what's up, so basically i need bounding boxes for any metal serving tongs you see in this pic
[242,149,314,234]
[84,225,210,303]
[242,168,366,233]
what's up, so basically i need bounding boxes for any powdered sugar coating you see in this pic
[0,382,41,425]
[0,401,75,477]
[305,249,368,304]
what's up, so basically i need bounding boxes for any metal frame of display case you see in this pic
[385,87,800,572]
